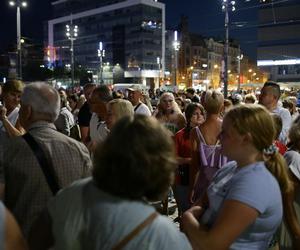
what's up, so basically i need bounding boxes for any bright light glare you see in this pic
[21,1,27,7]
[257,59,300,66]
[9,1,15,6]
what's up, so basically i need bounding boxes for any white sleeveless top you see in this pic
[0,106,19,132]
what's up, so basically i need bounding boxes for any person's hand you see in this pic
[0,105,7,121]
[181,206,202,231]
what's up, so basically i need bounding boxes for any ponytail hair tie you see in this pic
[263,144,278,156]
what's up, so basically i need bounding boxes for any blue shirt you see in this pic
[201,161,283,250]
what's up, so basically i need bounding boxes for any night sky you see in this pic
[0,0,258,58]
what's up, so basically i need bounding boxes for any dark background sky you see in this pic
[0,0,259,58]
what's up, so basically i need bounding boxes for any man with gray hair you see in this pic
[1,82,92,238]
[88,85,113,151]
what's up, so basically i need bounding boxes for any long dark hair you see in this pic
[184,103,205,135]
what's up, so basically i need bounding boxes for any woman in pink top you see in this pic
[189,90,228,203]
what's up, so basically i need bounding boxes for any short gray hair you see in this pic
[21,82,60,122]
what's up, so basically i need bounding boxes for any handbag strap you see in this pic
[22,133,60,195]
[134,103,142,112]
[112,212,158,250]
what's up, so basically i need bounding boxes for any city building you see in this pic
[175,16,208,89]
[46,0,165,88]
[257,1,300,84]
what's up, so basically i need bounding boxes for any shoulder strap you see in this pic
[195,126,206,144]
[22,133,60,195]
[134,103,142,112]
[112,212,158,250]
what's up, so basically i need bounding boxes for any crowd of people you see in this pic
[0,79,300,249]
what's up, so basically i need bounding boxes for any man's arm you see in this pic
[279,108,292,144]
[5,207,28,250]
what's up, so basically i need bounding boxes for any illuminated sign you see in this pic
[257,59,300,66]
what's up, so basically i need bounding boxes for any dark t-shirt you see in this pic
[78,102,92,127]
[191,95,200,103]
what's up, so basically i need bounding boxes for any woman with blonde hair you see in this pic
[189,90,228,203]
[182,104,291,250]
[106,99,134,130]
[154,92,186,135]
[0,80,25,137]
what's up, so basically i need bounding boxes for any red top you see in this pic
[275,140,287,155]
[175,128,191,185]
[175,128,191,158]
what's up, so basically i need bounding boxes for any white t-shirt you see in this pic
[272,106,292,144]
[0,106,19,132]
[284,150,300,180]
[48,178,192,250]
[134,103,151,116]
[89,113,109,143]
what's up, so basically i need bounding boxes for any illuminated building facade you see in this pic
[257,1,300,83]
[46,0,165,86]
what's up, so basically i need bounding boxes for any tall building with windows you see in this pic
[257,1,300,83]
[46,0,165,86]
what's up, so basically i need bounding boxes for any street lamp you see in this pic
[237,46,243,91]
[221,0,236,98]
[157,57,161,87]
[173,30,180,86]
[9,0,27,80]
[97,42,105,84]
[189,66,194,87]
[65,19,78,87]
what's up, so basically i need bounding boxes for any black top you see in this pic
[78,101,92,127]
[191,95,200,103]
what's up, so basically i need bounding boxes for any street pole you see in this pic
[174,52,177,86]
[98,42,105,85]
[173,31,180,86]
[237,46,243,92]
[99,54,103,84]
[224,4,229,98]
[17,5,22,79]
[157,57,161,88]
[9,1,27,79]
[71,37,74,87]
[222,0,236,98]
[66,16,78,87]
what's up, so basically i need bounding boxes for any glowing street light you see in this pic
[237,46,243,91]
[97,41,105,84]
[173,30,180,86]
[9,0,28,79]
[65,17,79,87]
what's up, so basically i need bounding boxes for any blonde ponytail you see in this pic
[264,152,293,194]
